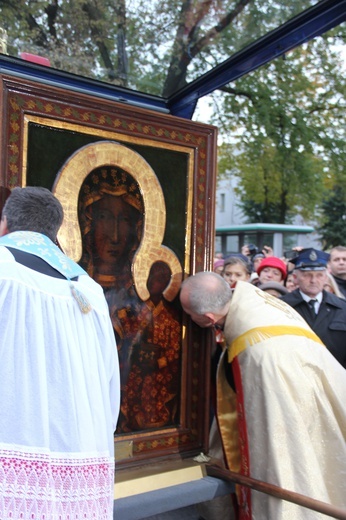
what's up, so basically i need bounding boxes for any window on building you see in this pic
[220,193,225,213]
[226,235,239,255]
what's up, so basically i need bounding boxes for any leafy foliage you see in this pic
[0,0,319,93]
[318,186,346,249]
[214,31,346,223]
[0,0,345,227]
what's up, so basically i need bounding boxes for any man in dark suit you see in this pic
[281,248,346,368]
[328,245,346,298]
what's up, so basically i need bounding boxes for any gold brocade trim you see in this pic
[216,350,241,474]
[228,325,324,363]
[151,300,164,318]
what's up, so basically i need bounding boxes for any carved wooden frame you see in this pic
[0,73,217,468]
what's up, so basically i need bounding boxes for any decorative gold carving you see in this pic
[114,440,133,461]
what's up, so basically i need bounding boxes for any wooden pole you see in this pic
[207,464,346,520]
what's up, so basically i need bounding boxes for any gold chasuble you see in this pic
[216,281,346,520]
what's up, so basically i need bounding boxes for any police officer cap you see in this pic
[290,248,330,271]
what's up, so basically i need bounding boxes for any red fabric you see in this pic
[232,358,252,520]
[20,53,51,66]
[256,256,287,279]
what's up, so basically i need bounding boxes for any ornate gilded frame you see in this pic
[0,73,217,468]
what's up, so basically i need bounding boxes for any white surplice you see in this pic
[217,281,346,520]
[0,244,120,520]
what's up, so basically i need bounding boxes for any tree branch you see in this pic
[219,85,255,102]
[45,0,58,39]
[163,0,254,96]
[308,104,344,115]
[191,0,253,57]
[82,1,116,81]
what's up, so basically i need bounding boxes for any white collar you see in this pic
[299,291,323,304]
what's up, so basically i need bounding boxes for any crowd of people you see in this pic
[180,271,346,519]
[1,184,346,520]
[214,244,346,296]
[205,243,346,517]
[213,244,346,368]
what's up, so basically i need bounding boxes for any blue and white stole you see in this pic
[0,231,92,313]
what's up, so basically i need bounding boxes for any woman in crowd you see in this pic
[213,258,225,275]
[222,255,252,288]
[324,271,345,299]
[256,256,287,285]
[284,269,298,292]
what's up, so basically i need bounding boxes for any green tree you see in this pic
[0,0,320,94]
[318,186,346,249]
[0,1,345,225]
[215,33,346,223]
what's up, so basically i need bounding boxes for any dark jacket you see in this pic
[332,275,346,299]
[280,289,346,369]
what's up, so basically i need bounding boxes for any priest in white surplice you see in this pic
[0,187,120,520]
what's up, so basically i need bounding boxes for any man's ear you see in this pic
[0,215,9,237]
[205,312,216,325]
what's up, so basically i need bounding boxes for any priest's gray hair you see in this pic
[2,186,63,242]
[181,271,232,314]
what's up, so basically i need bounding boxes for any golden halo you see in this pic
[53,140,182,301]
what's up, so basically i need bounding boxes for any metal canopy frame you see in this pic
[0,0,345,120]
[169,0,346,118]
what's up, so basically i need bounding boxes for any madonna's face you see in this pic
[91,194,140,274]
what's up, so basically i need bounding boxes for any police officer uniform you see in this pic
[281,248,346,368]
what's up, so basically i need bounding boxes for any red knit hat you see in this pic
[256,256,287,280]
